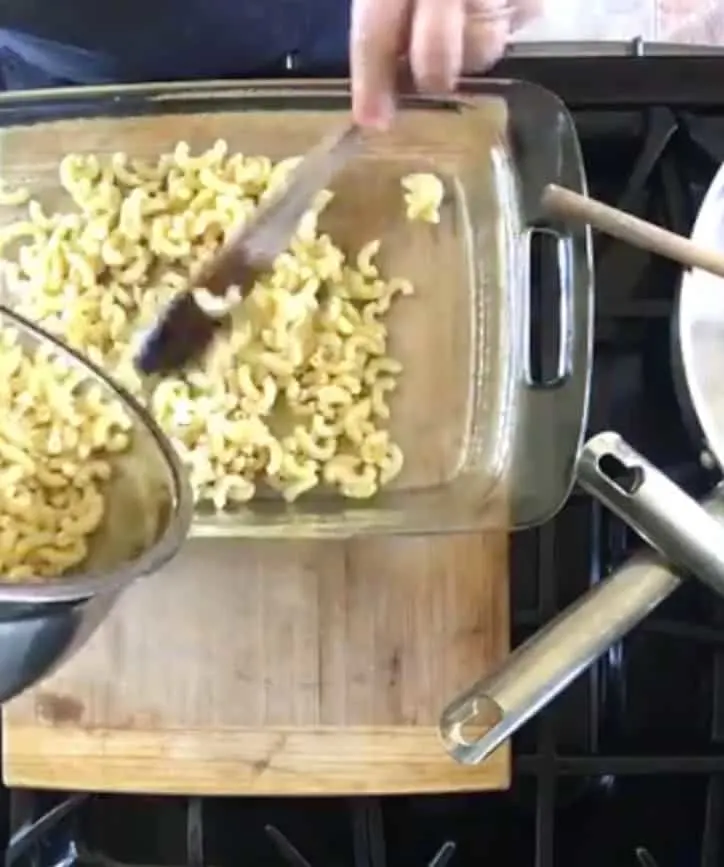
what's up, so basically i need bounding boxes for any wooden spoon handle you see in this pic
[542,183,724,280]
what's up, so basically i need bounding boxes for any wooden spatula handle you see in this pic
[542,183,724,280]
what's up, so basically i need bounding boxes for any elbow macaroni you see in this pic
[0,329,131,581]
[0,181,30,208]
[401,172,444,224]
[0,140,423,578]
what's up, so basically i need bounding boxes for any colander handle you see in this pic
[439,547,681,766]
[439,435,724,766]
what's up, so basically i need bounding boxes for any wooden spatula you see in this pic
[135,122,365,376]
[542,183,724,280]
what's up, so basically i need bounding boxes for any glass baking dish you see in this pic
[0,79,593,538]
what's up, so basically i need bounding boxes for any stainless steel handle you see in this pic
[438,550,681,765]
[578,432,724,599]
[242,123,364,264]
[439,434,724,766]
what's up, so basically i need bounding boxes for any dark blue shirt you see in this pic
[0,1,351,89]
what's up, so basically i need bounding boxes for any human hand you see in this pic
[350,0,540,129]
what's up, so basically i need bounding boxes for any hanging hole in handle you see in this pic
[597,454,645,496]
[441,695,503,748]
[524,227,572,387]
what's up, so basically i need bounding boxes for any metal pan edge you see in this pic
[675,163,724,473]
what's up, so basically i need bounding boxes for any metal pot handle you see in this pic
[439,433,724,766]
[578,432,724,598]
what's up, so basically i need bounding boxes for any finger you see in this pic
[462,0,511,71]
[410,0,465,94]
[350,0,412,129]
[463,0,542,71]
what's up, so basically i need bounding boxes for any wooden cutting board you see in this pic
[3,532,510,794]
[1,89,511,794]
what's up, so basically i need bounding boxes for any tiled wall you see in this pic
[512,0,723,43]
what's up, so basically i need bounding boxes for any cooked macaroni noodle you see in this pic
[0,182,30,208]
[0,330,132,581]
[0,140,416,567]
[401,172,444,224]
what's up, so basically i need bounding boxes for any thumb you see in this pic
[409,0,465,95]
[350,0,412,129]
[463,0,541,72]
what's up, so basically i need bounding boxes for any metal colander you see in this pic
[0,302,193,602]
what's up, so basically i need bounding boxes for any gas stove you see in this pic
[5,55,724,867]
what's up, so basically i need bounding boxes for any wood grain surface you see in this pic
[4,534,510,794]
[1,92,512,794]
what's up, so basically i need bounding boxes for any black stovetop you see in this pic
[6,55,724,867]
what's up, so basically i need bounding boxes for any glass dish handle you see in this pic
[486,78,595,530]
[509,220,593,528]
